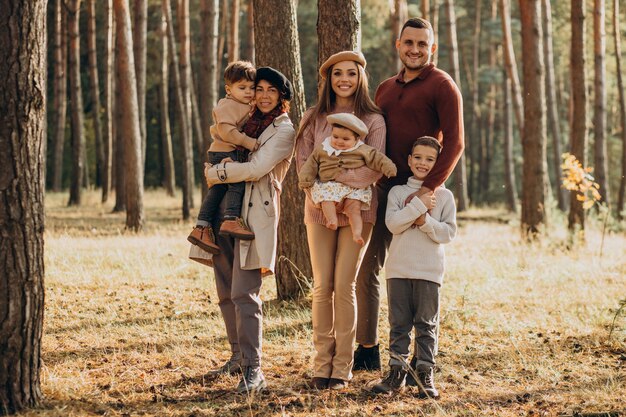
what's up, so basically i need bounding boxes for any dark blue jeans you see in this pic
[198,150,247,223]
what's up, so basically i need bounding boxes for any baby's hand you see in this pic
[418,191,436,210]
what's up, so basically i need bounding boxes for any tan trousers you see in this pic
[307,222,373,381]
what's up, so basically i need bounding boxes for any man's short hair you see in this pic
[400,17,435,42]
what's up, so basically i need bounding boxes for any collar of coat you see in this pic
[321,136,365,156]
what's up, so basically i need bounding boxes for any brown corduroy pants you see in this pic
[307,222,373,381]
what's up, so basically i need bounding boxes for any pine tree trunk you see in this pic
[0,1,46,412]
[160,11,176,197]
[217,0,228,74]
[178,0,195,207]
[229,0,240,62]
[87,0,104,188]
[499,0,524,133]
[569,0,587,232]
[519,0,548,237]
[422,0,430,20]
[443,0,469,211]
[468,0,482,201]
[133,0,147,167]
[199,0,219,199]
[430,0,439,65]
[114,0,144,231]
[164,0,193,219]
[542,0,567,211]
[503,73,518,212]
[245,0,255,63]
[614,0,626,218]
[102,0,114,203]
[593,0,609,206]
[67,0,85,206]
[52,0,68,192]
[254,0,307,300]
[480,0,497,202]
[390,0,408,72]
[318,0,362,77]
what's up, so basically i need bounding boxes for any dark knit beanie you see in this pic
[255,67,293,101]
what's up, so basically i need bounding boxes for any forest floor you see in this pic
[18,189,626,416]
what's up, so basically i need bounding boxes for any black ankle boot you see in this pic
[352,344,381,371]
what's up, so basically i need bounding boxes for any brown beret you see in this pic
[326,113,369,139]
[319,51,367,79]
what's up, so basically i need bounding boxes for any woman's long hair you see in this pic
[296,61,380,143]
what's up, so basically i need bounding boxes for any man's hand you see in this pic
[418,191,436,210]
[404,185,433,206]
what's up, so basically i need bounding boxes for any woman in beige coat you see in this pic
[204,67,295,394]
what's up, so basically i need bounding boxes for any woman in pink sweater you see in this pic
[295,51,387,390]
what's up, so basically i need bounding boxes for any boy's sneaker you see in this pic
[219,218,255,240]
[236,366,266,394]
[188,226,220,254]
[352,344,381,371]
[416,367,439,399]
[371,365,407,394]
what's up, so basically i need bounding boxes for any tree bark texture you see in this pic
[102,0,114,203]
[443,0,469,211]
[164,0,193,219]
[569,0,587,232]
[593,0,609,206]
[159,10,175,197]
[114,0,144,231]
[467,0,481,201]
[228,0,240,62]
[245,0,255,63]
[499,0,524,133]
[614,0,626,218]
[503,73,518,212]
[87,0,104,188]
[519,0,548,237]
[0,1,47,412]
[390,0,408,73]
[52,0,67,192]
[253,0,308,300]
[317,0,361,72]
[199,0,219,199]
[422,0,430,20]
[133,0,148,167]
[67,0,85,206]
[430,0,439,65]
[217,0,228,77]
[541,0,567,211]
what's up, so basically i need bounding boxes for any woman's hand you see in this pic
[204,162,215,188]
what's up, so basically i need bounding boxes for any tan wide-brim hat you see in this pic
[319,50,367,79]
[326,113,369,138]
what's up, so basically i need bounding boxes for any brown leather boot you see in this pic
[219,217,255,240]
[188,226,220,254]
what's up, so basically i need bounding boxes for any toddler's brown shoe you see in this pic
[188,226,220,254]
[219,218,255,240]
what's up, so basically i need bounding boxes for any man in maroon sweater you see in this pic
[353,17,464,372]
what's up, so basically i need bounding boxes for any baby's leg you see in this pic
[320,200,339,230]
[343,198,364,246]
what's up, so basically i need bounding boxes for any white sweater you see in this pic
[384,177,457,285]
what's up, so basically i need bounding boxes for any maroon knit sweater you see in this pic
[375,63,464,190]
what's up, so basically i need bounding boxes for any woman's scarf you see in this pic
[243,106,284,139]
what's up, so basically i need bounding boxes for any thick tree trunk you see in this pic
[164,0,193,219]
[113,83,126,212]
[159,11,175,197]
[102,0,114,203]
[0,1,46,412]
[499,0,524,133]
[503,73,518,212]
[519,0,548,237]
[229,0,240,62]
[593,0,609,206]
[245,0,255,63]
[542,0,567,211]
[133,0,148,167]
[443,0,469,211]
[199,0,219,199]
[87,0,104,188]
[254,0,307,300]
[67,0,85,206]
[114,0,144,231]
[317,0,361,75]
[614,0,626,218]
[569,0,587,232]
[52,0,67,192]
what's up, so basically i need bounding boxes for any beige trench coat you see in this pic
[204,113,296,273]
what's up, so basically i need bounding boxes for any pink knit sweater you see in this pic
[295,105,387,227]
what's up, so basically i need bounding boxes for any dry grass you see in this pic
[19,189,626,416]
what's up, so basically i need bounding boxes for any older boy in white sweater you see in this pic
[372,136,457,398]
